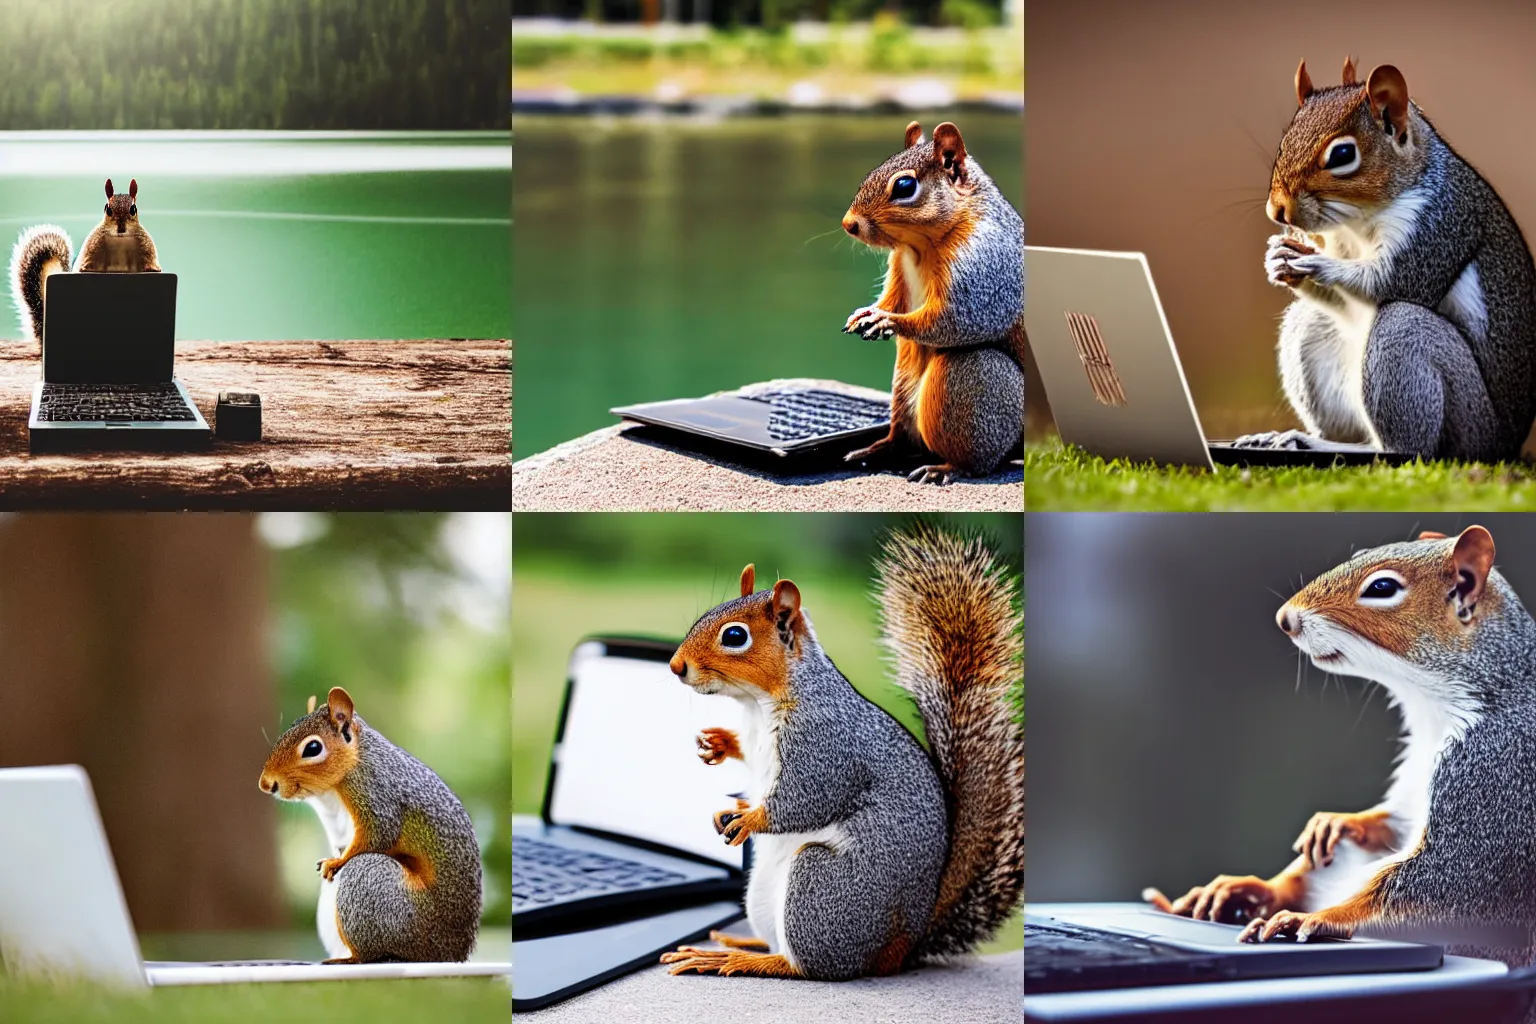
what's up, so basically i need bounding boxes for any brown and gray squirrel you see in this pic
[9,178,161,344]
[1237,58,1536,461]
[1146,525,1536,975]
[259,687,482,963]
[840,122,1025,485]
[660,524,1023,979]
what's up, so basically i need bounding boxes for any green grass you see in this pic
[1026,440,1536,511]
[0,978,507,1024]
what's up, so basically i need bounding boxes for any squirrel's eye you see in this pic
[720,624,750,649]
[1360,576,1404,601]
[129,204,136,216]
[302,739,324,758]
[891,175,919,201]
[1323,138,1360,175]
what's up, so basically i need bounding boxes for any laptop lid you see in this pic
[545,638,749,869]
[1024,247,1216,469]
[42,273,178,385]
[0,765,149,988]
[611,388,890,455]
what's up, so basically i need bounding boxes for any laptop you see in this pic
[611,384,891,471]
[1024,246,1413,469]
[512,636,751,1008]
[0,764,511,987]
[29,273,211,453]
[1025,904,1536,1024]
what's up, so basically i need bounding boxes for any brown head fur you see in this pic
[842,121,979,251]
[668,564,808,705]
[1268,59,1426,231]
[259,686,363,800]
[102,178,142,237]
[1277,527,1498,661]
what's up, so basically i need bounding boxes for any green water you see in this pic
[511,113,1023,458]
[0,133,510,342]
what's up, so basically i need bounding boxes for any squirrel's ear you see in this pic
[739,564,756,597]
[1451,525,1495,622]
[1417,530,1448,540]
[1341,56,1359,87]
[771,579,802,644]
[129,179,138,199]
[104,179,114,199]
[1295,59,1314,107]
[931,122,970,190]
[904,121,923,148]
[326,686,356,742]
[1367,64,1411,140]
[306,694,317,714]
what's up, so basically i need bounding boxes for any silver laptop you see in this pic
[30,273,210,452]
[1024,247,1407,468]
[0,764,510,987]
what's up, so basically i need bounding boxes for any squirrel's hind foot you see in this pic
[908,462,962,485]
[661,948,801,978]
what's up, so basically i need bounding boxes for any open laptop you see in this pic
[611,384,891,471]
[1024,246,1413,469]
[30,273,211,453]
[512,636,751,1008]
[0,764,510,986]
[1025,903,1536,1024]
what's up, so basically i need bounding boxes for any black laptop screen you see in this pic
[41,273,178,385]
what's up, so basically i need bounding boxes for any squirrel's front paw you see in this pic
[1264,235,1320,288]
[713,799,751,835]
[317,857,346,882]
[1240,909,1354,944]
[697,727,743,766]
[1294,810,1395,869]
[844,306,897,340]
[1231,429,1318,451]
[1144,876,1278,924]
[719,804,768,846]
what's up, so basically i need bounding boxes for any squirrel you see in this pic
[1235,58,1536,461]
[659,524,1024,980]
[259,687,483,964]
[9,178,161,344]
[1145,525,1536,971]
[839,121,1025,485]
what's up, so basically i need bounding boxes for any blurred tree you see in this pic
[0,514,282,931]
[0,0,508,130]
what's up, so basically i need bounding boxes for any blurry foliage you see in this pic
[0,0,508,130]
[515,0,1004,28]
[264,513,511,928]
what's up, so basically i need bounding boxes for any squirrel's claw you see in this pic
[696,727,741,766]
[908,463,959,486]
[318,856,346,882]
[844,305,897,340]
[1240,909,1354,944]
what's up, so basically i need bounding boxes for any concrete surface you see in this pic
[513,379,1022,512]
[518,948,1024,1023]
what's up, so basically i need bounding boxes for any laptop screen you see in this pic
[548,641,749,868]
[42,273,178,385]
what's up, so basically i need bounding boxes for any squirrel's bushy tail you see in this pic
[336,853,478,963]
[9,226,72,344]
[875,523,1023,961]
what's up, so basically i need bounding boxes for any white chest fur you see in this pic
[305,791,355,959]
[899,249,925,314]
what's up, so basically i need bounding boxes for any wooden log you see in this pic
[0,340,510,510]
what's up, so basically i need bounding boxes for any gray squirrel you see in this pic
[1147,526,1536,985]
[660,524,1024,979]
[839,122,1025,484]
[259,687,482,963]
[1237,59,1536,461]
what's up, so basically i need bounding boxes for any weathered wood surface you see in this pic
[0,339,509,509]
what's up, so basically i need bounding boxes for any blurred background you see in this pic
[0,512,511,960]
[511,511,1023,949]
[1026,0,1536,451]
[0,0,510,341]
[512,116,1021,456]
[1027,512,1536,905]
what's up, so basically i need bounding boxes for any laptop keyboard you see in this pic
[1025,920,1231,993]
[36,382,195,422]
[512,836,689,914]
[748,389,889,442]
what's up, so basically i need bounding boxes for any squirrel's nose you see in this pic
[259,773,277,794]
[1267,195,1293,226]
[842,214,861,237]
[669,655,687,678]
[1276,604,1302,637]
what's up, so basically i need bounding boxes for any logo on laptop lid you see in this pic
[1064,311,1127,407]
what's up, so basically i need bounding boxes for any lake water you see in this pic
[0,132,511,342]
[511,112,1023,458]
